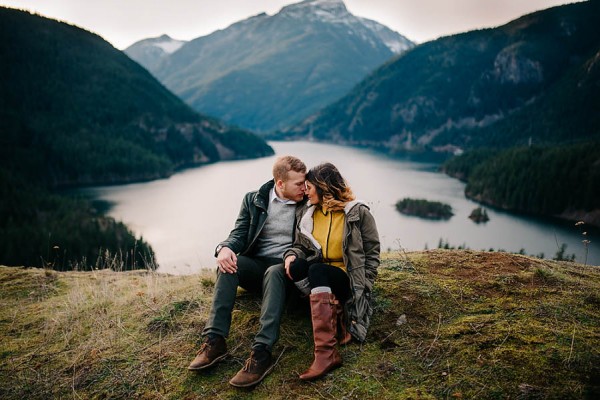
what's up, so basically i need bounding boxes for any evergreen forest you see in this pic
[443,143,600,224]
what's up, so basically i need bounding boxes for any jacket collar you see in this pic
[344,200,368,222]
[254,180,275,210]
[298,200,369,248]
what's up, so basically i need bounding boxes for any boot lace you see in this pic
[242,356,256,372]
[196,342,209,355]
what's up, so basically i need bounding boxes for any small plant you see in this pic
[436,238,469,250]
[371,286,392,313]
[575,221,591,267]
[201,277,215,289]
[553,243,576,262]
[534,267,553,282]
[389,239,416,271]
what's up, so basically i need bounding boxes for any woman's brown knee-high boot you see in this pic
[299,292,342,381]
[336,301,352,345]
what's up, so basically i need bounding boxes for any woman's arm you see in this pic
[360,207,381,288]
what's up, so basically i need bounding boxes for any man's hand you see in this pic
[284,255,296,280]
[217,246,237,274]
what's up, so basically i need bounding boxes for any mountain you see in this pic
[278,1,600,153]
[0,7,273,188]
[126,0,414,133]
[124,34,187,75]
[438,44,600,226]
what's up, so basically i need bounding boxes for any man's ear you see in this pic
[276,179,284,189]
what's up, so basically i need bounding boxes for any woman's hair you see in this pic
[273,155,307,182]
[306,163,355,211]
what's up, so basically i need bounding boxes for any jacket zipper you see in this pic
[325,211,332,261]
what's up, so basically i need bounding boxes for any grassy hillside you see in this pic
[1,250,598,399]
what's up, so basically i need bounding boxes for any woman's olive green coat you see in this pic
[284,201,380,342]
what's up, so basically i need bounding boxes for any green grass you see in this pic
[1,250,599,399]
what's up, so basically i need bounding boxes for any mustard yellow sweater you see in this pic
[312,207,346,272]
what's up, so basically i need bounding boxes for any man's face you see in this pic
[277,170,306,202]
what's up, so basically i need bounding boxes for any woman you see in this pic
[283,162,380,381]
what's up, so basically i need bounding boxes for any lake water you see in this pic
[80,141,598,274]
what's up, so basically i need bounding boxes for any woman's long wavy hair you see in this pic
[306,163,355,211]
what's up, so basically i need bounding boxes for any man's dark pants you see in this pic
[202,256,289,349]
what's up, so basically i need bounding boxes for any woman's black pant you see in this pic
[289,258,350,304]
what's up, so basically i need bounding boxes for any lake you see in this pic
[80,141,598,274]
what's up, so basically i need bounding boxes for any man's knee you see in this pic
[264,263,285,281]
[214,269,239,287]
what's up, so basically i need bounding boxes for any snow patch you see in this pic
[278,0,413,54]
[154,40,184,54]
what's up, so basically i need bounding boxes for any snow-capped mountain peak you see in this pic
[140,34,186,54]
[152,35,186,54]
[280,0,350,23]
[278,0,412,54]
[125,35,188,73]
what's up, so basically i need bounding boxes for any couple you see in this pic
[188,155,380,388]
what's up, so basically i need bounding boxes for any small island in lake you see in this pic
[395,198,454,220]
[469,207,490,223]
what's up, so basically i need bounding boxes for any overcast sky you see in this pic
[0,0,580,49]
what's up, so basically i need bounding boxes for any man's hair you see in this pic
[272,155,306,182]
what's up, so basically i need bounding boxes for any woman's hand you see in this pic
[284,255,296,280]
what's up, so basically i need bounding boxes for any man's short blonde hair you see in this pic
[272,155,306,182]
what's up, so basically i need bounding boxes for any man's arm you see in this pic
[215,193,253,273]
[216,193,253,253]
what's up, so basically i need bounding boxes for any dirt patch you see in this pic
[417,249,534,280]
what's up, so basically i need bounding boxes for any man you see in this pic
[188,155,307,388]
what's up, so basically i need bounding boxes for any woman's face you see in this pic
[305,181,320,205]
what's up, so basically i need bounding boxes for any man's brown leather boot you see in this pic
[187,334,228,370]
